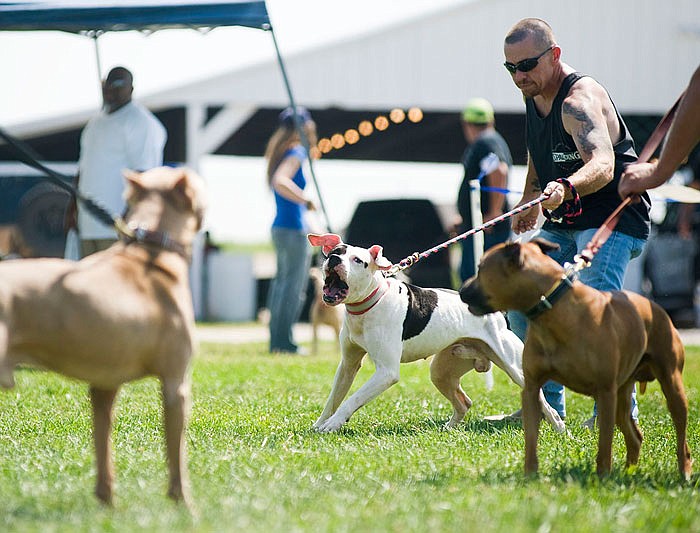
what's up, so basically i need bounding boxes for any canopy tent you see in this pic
[0,0,331,231]
[0,0,271,32]
[0,0,332,320]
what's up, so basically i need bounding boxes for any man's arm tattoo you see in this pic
[563,100,597,156]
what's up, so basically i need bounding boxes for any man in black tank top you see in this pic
[500,18,650,428]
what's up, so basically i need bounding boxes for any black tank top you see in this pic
[526,72,650,238]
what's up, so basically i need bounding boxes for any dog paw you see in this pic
[444,413,466,428]
[315,417,346,433]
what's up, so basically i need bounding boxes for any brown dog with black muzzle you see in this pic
[459,238,692,480]
[0,166,206,507]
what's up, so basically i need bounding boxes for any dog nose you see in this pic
[459,278,494,316]
[459,278,476,304]
[327,255,341,268]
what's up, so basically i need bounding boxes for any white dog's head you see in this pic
[308,233,392,306]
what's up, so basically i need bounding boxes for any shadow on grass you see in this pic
[467,459,698,490]
[320,415,529,438]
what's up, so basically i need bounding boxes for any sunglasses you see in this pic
[504,45,554,74]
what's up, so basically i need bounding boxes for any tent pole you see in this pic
[92,32,103,84]
[267,25,332,233]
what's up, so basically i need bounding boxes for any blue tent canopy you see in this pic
[0,1,271,33]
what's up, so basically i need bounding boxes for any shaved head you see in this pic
[505,18,556,49]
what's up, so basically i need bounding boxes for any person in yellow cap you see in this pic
[453,97,513,281]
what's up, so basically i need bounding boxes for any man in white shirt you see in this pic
[72,66,167,257]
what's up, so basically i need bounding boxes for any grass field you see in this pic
[0,338,699,532]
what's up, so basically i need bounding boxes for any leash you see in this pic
[0,125,189,256]
[0,125,121,231]
[0,124,180,249]
[573,90,685,269]
[387,88,684,279]
[385,193,551,277]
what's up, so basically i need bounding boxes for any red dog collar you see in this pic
[346,278,390,315]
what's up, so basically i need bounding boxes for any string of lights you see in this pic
[311,107,424,159]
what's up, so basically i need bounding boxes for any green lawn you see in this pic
[1,340,699,532]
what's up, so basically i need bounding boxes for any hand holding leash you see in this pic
[541,181,565,210]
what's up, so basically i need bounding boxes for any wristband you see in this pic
[543,178,582,224]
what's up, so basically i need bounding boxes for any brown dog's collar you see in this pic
[525,271,576,319]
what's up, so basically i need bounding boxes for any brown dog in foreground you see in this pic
[459,238,692,479]
[0,166,206,506]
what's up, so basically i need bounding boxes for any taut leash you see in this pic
[385,193,550,277]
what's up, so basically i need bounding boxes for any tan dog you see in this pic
[460,238,692,479]
[309,266,343,355]
[0,167,206,506]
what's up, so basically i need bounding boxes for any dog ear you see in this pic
[172,171,196,208]
[369,245,393,270]
[171,169,206,230]
[531,238,560,254]
[503,242,525,269]
[123,169,144,188]
[122,169,146,202]
[307,233,342,256]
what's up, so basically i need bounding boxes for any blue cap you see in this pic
[279,106,312,128]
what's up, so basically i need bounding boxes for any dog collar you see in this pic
[346,278,390,315]
[525,270,576,319]
[118,221,190,260]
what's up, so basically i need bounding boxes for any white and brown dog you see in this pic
[307,233,565,433]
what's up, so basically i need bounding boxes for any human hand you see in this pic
[619,161,658,199]
[511,206,539,234]
[305,199,317,211]
[541,181,565,211]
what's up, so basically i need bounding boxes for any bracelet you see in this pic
[543,178,582,224]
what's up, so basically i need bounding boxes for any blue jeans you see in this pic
[268,227,312,352]
[460,220,511,282]
[508,228,646,419]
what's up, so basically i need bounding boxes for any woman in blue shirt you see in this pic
[265,106,318,354]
